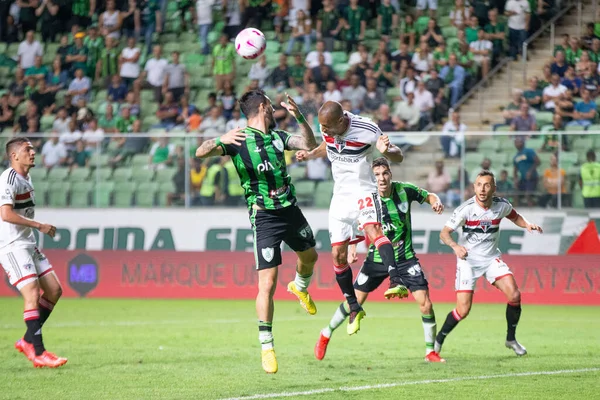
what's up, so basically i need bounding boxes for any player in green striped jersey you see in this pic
[196,90,319,374]
[315,158,447,363]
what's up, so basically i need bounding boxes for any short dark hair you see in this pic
[372,157,390,171]
[239,89,269,119]
[6,137,30,157]
[476,169,496,183]
[587,149,596,161]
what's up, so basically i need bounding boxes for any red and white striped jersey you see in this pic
[445,196,517,264]
[322,112,382,196]
[0,168,37,252]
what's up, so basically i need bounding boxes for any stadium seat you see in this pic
[131,167,155,182]
[416,16,430,33]
[47,167,70,182]
[560,151,579,166]
[29,168,48,182]
[526,137,544,150]
[130,154,149,168]
[70,182,93,207]
[69,167,91,182]
[92,182,115,207]
[112,168,132,182]
[113,182,135,207]
[478,139,500,152]
[40,115,55,131]
[294,181,316,206]
[289,166,306,181]
[572,137,594,152]
[136,182,159,207]
[535,112,554,127]
[157,181,176,206]
[314,181,334,209]
[488,153,509,168]
[48,182,70,207]
[33,181,49,206]
[89,153,110,168]
[155,168,177,182]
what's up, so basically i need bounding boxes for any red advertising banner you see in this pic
[1,251,599,305]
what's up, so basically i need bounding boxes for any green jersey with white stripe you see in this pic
[219,126,297,210]
[367,181,428,263]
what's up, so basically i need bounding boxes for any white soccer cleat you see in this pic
[505,340,527,356]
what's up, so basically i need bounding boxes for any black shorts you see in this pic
[250,205,316,270]
[354,258,429,293]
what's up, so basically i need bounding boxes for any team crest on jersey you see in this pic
[398,202,408,213]
[480,220,492,232]
[334,137,346,152]
[261,247,274,262]
[298,225,313,239]
[273,137,284,152]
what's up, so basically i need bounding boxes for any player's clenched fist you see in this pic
[431,201,444,214]
[39,223,56,238]
[376,135,391,153]
[221,128,247,145]
[296,150,309,162]
[452,245,468,260]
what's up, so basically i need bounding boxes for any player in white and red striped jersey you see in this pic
[436,170,543,358]
[296,101,407,336]
[0,137,67,368]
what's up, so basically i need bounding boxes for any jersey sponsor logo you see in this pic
[326,151,361,163]
[273,138,284,152]
[261,247,274,262]
[256,160,275,173]
[381,222,400,233]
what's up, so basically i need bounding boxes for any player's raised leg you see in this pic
[435,291,473,355]
[331,242,366,335]
[493,273,526,356]
[257,267,278,373]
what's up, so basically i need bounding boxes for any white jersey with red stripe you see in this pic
[0,168,37,253]
[322,112,382,196]
[445,196,516,265]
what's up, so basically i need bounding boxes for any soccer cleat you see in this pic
[434,340,443,354]
[15,338,35,361]
[505,340,527,356]
[347,309,366,335]
[384,284,409,300]
[425,351,446,363]
[314,331,330,360]
[287,281,317,315]
[33,351,68,368]
[261,349,278,374]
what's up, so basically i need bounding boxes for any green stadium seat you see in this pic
[29,168,48,182]
[69,167,91,181]
[332,52,348,64]
[136,182,159,206]
[442,26,457,38]
[571,137,593,152]
[535,112,554,127]
[293,180,315,206]
[560,151,579,166]
[495,124,512,132]
[89,153,110,168]
[47,167,70,182]
[289,166,306,181]
[40,115,55,131]
[131,167,155,182]
[465,152,483,165]
[155,168,177,182]
[478,138,499,152]
[70,181,93,207]
[131,154,149,168]
[315,181,333,209]
[142,116,160,131]
[33,181,49,206]
[488,153,509,168]
[92,182,114,207]
[112,168,132,182]
[416,16,430,33]
[113,182,136,207]
[572,187,584,208]
[526,137,544,150]
[48,182,70,207]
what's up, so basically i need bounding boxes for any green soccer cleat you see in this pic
[287,281,317,315]
[347,309,366,335]
[384,284,409,300]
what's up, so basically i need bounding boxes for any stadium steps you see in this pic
[458,1,597,132]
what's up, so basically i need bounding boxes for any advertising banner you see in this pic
[2,251,599,305]
[32,209,600,255]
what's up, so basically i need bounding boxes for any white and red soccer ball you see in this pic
[235,28,267,60]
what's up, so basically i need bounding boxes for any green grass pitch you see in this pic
[1,298,599,400]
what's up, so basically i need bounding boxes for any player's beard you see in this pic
[268,115,276,130]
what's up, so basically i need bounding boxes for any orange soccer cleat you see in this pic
[33,351,68,368]
[15,338,35,361]
[314,332,330,361]
[424,351,446,363]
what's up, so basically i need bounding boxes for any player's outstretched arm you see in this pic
[376,135,404,163]
[195,128,247,158]
[281,94,318,151]
[507,211,543,233]
[425,193,444,214]
[296,141,327,162]
[0,205,56,237]
[440,226,468,260]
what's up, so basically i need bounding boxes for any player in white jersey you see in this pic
[435,170,543,358]
[0,137,67,368]
[296,101,407,335]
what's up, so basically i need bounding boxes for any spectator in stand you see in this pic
[36,0,59,44]
[108,75,128,103]
[565,37,582,66]
[496,169,515,199]
[219,81,237,120]
[212,33,236,92]
[25,56,48,80]
[70,0,95,29]
[8,68,26,108]
[589,39,600,62]
[575,51,593,77]
[195,0,214,55]
[470,157,497,183]
[501,89,524,125]
[148,136,176,170]
[470,28,493,78]
[399,66,420,100]
[524,77,543,110]
[566,88,597,128]
[306,54,336,92]
[539,153,568,208]
[30,79,55,115]
[399,13,417,51]
[362,78,385,114]
[342,0,367,52]
[17,30,43,70]
[177,96,196,130]
[271,0,288,44]
[542,73,568,112]
[580,149,600,208]
[67,140,91,168]
[41,133,67,168]
[315,0,342,52]
[582,22,599,50]
[119,36,141,88]
[4,15,20,45]
[68,68,91,106]
[141,0,162,55]
[541,113,569,151]
[505,0,530,60]
[465,16,480,44]
[412,43,433,75]
[120,0,138,40]
[286,9,312,55]
[199,106,226,136]
[288,53,306,89]
[551,50,568,77]
[348,43,370,67]
[450,0,471,29]
[392,42,412,74]
[377,104,404,132]
[47,57,69,94]
[123,91,141,118]
[17,1,37,38]
[116,107,136,133]
[269,54,291,90]
[377,0,398,42]
[225,107,247,131]
[99,0,122,41]
[305,153,330,182]
[305,39,332,68]
[99,103,118,133]
[323,80,342,103]
[510,103,537,133]
[414,80,434,129]
[56,35,70,69]
[447,166,474,206]
[416,0,437,18]
[135,45,168,102]
[342,73,366,113]
[440,54,466,107]
[485,8,506,62]
[393,91,420,131]
[581,66,599,98]
[248,55,271,89]
[82,118,105,152]
[163,51,189,102]
[513,136,540,206]
[427,160,452,205]
[441,110,466,158]
[0,94,14,132]
[432,40,451,72]
[155,91,180,130]
[426,68,448,123]
[108,119,148,167]
[66,32,89,77]
[96,37,120,86]
[538,64,552,89]
[58,117,80,151]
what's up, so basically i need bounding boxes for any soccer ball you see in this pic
[235,28,267,60]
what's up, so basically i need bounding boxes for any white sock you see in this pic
[294,272,312,293]
[323,302,349,338]
[422,314,437,355]
[259,321,274,350]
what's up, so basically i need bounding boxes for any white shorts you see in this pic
[329,191,382,246]
[417,0,438,10]
[455,258,513,292]
[0,247,53,290]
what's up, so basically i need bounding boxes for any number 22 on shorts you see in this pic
[358,196,373,210]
